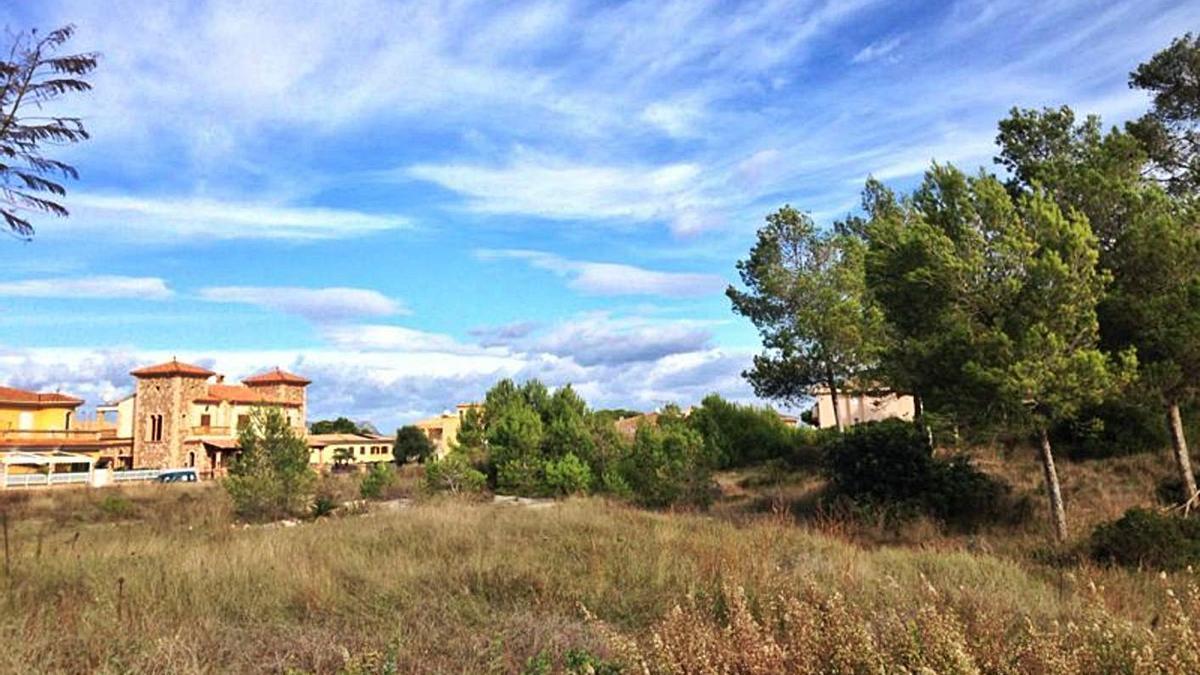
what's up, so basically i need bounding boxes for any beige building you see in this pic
[308,433,393,470]
[111,360,310,476]
[414,403,482,458]
[809,388,915,429]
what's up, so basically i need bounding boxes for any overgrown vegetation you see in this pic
[824,420,1027,531]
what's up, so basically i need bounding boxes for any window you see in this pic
[237,415,250,431]
[188,451,196,467]
[149,414,164,442]
[359,446,366,456]
[200,414,211,428]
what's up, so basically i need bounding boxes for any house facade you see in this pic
[308,433,394,470]
[123,360,310,475]
[808,387,915,429]
[413,403,482,459]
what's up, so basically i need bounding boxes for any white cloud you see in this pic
[408,150,714,233]
[318,324,491,356]
[0,276,172,300]
[66,194,409,242]
[198,286,406,321]
[851,36,903,64]
[475,249,726,298]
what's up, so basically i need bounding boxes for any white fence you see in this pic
[2,468,163,489]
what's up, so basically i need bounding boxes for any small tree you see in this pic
[1,26,98,238]
[393,425,435,465]
[359,463,395,500]
[728,206,885,432]
[424,453,487,495]
[225,407,316,520]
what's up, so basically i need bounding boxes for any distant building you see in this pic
[308,432,394,470]
[413,403,483,458]
[116,361,311,475]
[807,387,915,429]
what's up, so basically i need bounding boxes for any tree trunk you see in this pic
[1166,401,1199,511]
[1038,428,1068,543]
[828,378,845,433]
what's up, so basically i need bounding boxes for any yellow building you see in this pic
[308,433,394,470]
[413,403,482,458]
[0,385,82,433]
[0,385,128,474]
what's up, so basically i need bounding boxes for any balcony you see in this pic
[190,425,233,437]
[0,429,114,442]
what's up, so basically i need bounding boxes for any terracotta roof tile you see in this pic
[130,359,215,378]
[242,368,311,386]
[195,384,300,406]
[0,385,83,407]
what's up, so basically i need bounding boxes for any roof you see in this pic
[0,451,95,465]
[307,432,391,447]
[614,412,657,438]
[0,385,83,408]
[242,368,311,386]
[194,384,301,407]
[199,438,240,450]
[130,359,215,378]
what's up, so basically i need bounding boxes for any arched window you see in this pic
[188,451,196,467]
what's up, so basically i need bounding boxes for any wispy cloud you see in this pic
[198,286,406,322]
[0,276,173,300]
[476,249,726,298]
[408,150,712,233]
[65,194,410,241]
[851,36,903,64]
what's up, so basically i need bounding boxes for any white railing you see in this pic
[112,469,162,482]
[2,468,163,489]
[3,472,90,488]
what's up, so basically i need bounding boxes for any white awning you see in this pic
[0,451,95,466]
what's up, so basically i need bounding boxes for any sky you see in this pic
[0,0,1194,430]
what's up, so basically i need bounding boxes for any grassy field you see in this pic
[0,453,1194,674]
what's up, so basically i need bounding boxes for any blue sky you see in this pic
[0,0,1194,429]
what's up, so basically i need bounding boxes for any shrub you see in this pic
[543,453,592,496]
[1091,508,1200,569]
[97,494,136,520]
[496,456,545,496]
[824,419,1022,530]
[621,409,715,508]
[359,463,395,500]
[310,494,337,518]
[225,407,316,521]
[688,393,803,468]
[424,454,487,495]
[393,425,435,465]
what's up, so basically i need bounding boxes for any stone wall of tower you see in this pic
[132,375,210,469]
[246,383,308,431]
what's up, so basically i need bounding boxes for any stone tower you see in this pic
[241,368,311,430]
[130,359,214,468]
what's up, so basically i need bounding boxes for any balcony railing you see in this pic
[190,425,233,436]
[0,429,115,441]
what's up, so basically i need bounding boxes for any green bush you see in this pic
[496,456,545,496]
[310,494,337,518]
[543,452,592,496]
[688,393,808,468]
[1091,508,1200,569]
[621,408,715,508]
[824,420,1023,531]
[97,494,136,519]
[359,463,395,500]
[424,454,487,495]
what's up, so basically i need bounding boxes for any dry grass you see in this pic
[0,451,1188,673]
